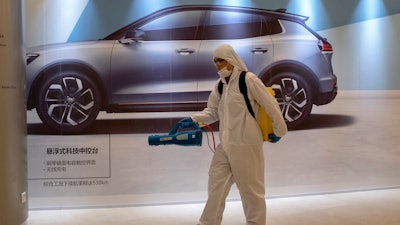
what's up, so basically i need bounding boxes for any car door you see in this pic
[197,10,274,101]
[109,10,203,111]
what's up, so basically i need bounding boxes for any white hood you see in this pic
[213,44,248,72]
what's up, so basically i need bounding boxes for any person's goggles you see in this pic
[213,58,226,66]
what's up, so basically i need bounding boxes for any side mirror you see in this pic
[119,29,145,44]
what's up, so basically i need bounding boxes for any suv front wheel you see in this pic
[36,72,101,134]
[267,72,313,129]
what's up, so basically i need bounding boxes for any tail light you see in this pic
[319,38,334,73]
[318,39,333,52]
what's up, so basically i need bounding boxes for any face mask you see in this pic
[218,66,232,78]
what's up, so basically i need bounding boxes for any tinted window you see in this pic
[263,16,283,35]
[202,11,263,40]
[139,10,202,41]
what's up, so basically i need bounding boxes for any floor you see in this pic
[24,90,400,225]
[25,188,400,225]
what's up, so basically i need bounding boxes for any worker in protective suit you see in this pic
[183,44,287,225]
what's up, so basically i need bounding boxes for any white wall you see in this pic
[25,0,88,48]
[320,13,400,90]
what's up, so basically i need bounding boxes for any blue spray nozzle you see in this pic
[148,121,202,146]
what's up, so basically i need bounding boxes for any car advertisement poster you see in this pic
[25,0,400,209]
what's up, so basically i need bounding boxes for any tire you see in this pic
[36,72,101,134]
[267,72,313,129]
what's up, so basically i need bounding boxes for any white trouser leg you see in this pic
[199,146,233,225]
[199,144,266,225]
[230,144,266,225]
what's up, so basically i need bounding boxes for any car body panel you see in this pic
[109,40,201,105]
[26,41,114,107]
[25,5,338,132]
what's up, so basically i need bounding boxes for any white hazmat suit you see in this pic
[191,44,287,225]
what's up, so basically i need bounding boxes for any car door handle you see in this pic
[176,48,195,55]
[251,48,268,54]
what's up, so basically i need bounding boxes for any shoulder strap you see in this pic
[217,72,255,119]
[239,71,255,118]
[218,80,223,95]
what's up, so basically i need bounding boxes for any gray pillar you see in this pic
[0,0,28,225]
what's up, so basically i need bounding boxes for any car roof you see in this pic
[104,5,308,40]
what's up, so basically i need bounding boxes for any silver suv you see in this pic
[26,5,337,134]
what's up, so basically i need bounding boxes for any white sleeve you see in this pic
[190,82,220,125]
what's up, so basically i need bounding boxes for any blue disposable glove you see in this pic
[268,133,281,143]
[179,117,193,128]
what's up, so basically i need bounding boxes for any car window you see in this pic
[138,10,202,41]
[263,16,283,35]
[202,11,263,40]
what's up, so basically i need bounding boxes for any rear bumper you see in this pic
[315,85,337,105]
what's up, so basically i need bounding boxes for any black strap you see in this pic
[217,71,255,118]
[239,71,255,118]
[218,80,223,95]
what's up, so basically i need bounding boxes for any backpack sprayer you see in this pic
[148,120,203,146]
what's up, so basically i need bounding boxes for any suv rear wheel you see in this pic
[267,72,313,129]
[36,72,101,134]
